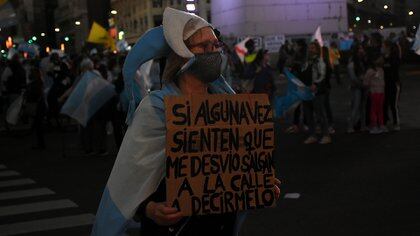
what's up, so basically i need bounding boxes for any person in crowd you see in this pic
[77,58,109,156]
[92,8,280,236]
[301,42,331,144]
[285,40,308,133]
[277,40,294,73]
[322,46,335,134]
[26,66,46,149]
[1,54,26,98]
[252,49,275,99]
[241,39,258,93]
[347,44,368,133]
[382,40,401,131]
[363,55,386,134]
[46,53,71,128]
[329,41,341,85]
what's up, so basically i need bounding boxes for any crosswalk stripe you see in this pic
[0,171,20,177]
[0,165,6,170]
[0,199,78,217]
[0,213,95,235]
[0,188,55,200]
[0,179,36,188]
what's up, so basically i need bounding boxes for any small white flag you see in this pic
[312,26,324,47]
[234,37,250,63]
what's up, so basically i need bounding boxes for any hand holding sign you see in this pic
[165,94,277,216]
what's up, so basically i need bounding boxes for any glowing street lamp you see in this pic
[383,5,388,10]
[64,36,70,42]
[32,36,37,41]
[355,16,361,22]
[368,19,372,24]
[75,21,81,25]
[111,10,117,15]
[41,33,46,37]
[408,11,414,16]
[186,3,196,11]
[55,27,60,32]
[357,0,363,2]
[380,25,384,30]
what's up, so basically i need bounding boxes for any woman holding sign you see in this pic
[92,8,281,236]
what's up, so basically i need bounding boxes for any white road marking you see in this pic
[0,199,78,217]
[0,171,20,177]
[0,213,95,235]
[284,193,301,199]
[0,188,55,200]
[0,179,36,188]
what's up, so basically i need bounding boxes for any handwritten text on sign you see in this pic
[165,94,276,215]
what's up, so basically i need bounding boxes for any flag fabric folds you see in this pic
[234,37,250,63]
[87,22,116,51]
[312,26,324,47]
[273,69,314,119]
[61,70,116,126]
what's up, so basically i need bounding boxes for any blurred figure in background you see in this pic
[382,40,401,131]
[302,42,331,144]
[347,44,368,133]
[252,49,275,99]
[329,42,341,85]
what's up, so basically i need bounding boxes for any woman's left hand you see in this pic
[273,178,281,200]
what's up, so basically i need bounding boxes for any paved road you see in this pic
[0,66,419,235]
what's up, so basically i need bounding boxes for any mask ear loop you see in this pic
[176,56,196,77]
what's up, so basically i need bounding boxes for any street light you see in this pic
[383,5,388,10]
[408,11,414,16]
[380,25,384,30]
[32,36,37,41]
[55,27,60,32]
[368,19,372,24]
[357,0,363,2]
[75,21,81,25]
[186,3,196,11]
[355,16,361,22]
[41,33,46,37]
[64,36,70,42]
[111,10,117,15]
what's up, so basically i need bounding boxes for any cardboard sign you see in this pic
[165,94,276,216]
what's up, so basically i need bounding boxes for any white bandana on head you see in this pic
[163,7,211,58]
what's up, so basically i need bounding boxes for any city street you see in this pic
[1,66,419,235]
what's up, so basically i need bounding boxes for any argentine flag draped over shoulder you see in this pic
[92,7,244,236]
[61,70,116,126]
[273,68,314,119]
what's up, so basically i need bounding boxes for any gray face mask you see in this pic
[178,52,222,83]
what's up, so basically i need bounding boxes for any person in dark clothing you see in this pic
[382,40,401,130]
[285,40,308,133]
[322,46,334,133]
[46,53,71,128]
[252,49,275,99]
[26,67,46,149]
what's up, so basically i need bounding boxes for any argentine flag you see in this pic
[273,69,314,119]
[61,70,116,126]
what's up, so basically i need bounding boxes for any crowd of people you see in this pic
[0,50,126,152]
[0,29,415,152]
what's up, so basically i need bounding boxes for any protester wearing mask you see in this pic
[92,8,280,236]
[301,42,331,144]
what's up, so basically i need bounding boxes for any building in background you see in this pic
[0,0,57,50]
[54,0,89,53]
[211,0,348,38]
[111,0,211,44]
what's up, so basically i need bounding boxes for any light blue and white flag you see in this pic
[412,24,420,55]
[274,68,314,119]
[61,70,116,126]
